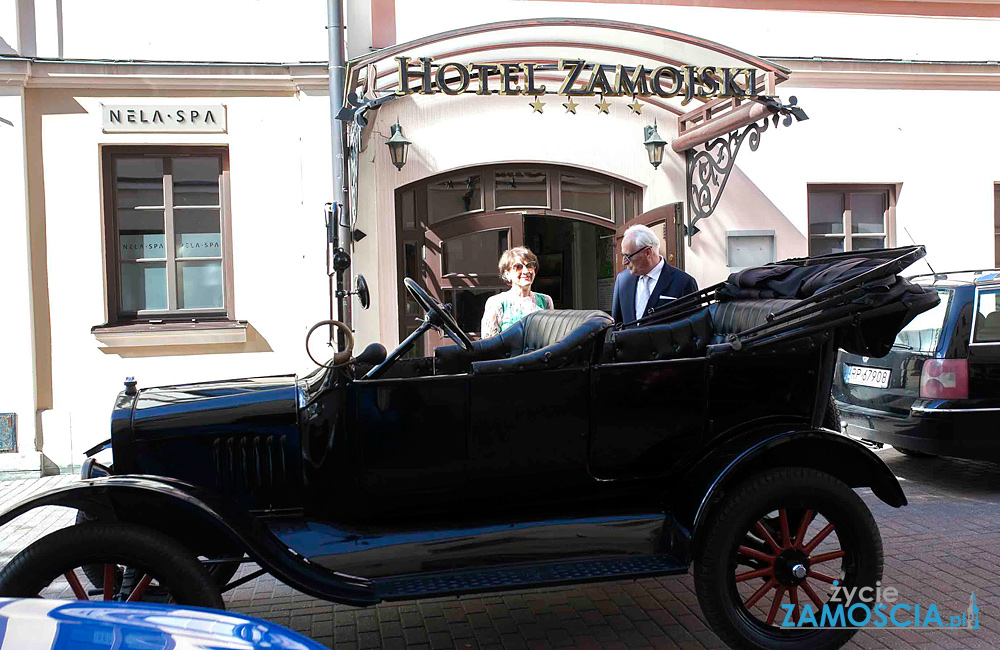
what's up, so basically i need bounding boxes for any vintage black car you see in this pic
[835,268,1000,462]
[0,246,938,650]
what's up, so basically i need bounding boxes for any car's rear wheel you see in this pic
[694,467,882,650]
[0,522,223,609]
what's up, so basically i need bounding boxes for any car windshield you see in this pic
[893,288,951,352]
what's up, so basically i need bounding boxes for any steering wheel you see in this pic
[404,278,473,351]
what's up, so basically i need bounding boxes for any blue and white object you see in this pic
[0,598,326,650]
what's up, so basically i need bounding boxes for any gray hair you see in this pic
[623,224,660,254]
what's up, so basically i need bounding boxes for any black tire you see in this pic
[74,510,241,589]
[74,510,119,589]
[894,447,936,458]
[0,522,224,609]
[694,467,882,650]
[822,395,842,433]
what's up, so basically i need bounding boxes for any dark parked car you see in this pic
[835,268,1000,461]
[0,247,937,650]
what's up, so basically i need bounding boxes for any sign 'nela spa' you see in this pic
[393,57,760,105]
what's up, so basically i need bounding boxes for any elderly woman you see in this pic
[481,246,554,338]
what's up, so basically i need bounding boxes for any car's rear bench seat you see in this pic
[436,309,613,374]
[602,298,801,363]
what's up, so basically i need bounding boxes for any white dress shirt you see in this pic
[636,256,665,318]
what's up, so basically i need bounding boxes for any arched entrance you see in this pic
[395,164,644,350]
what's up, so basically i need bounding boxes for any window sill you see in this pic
[92,320,249,348]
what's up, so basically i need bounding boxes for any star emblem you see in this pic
[529,97,545,113]
[627,97,643,115]
[562,97,579,114]
[595,97,611,114]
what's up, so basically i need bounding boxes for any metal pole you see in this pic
[327,0,350,344]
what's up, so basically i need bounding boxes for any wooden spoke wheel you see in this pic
[0,523,223,609]
[695,468,883,650]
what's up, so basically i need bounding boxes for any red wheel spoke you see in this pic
[64,570,89,600]
[778,509,791,549]
[126,574,153,603]
[744,578,778,609]
[766,586,786,625]
[792,509,815,548]
[735,566,773,583]
[103,564,116,601]
[738,545,775,563]
[807,570,837,583]
[789,586,799,609]
[754,521,781,554]
[809,550,846,565]
[801,580,825,608]
[802,523,836,554]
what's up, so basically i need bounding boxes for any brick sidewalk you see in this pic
[1,451,998,649]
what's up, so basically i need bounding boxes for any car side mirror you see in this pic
[355,275,371,310]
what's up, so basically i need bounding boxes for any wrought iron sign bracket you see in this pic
[686,96,808,243]
[337,91,400,127]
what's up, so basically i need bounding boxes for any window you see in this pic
[896,289,951,351]
[427,174,482,223]
[808,185,894,255]
[994,184,1000,267]
[974,289,1000,343]
[560,173,613,221]
[495,170,547,209]
[103,148,232,323]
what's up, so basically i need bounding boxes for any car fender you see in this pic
[0,476,379,606]
[664,425,906,559]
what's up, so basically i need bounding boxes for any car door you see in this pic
[351,374,470,507]
[589,357,709,479]
[467,365,594,504]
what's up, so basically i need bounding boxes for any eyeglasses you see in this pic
[622,246,650,266]
[512,262,537,272]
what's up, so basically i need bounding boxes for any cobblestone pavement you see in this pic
[1,450,998,649]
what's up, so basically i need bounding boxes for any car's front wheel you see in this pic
[694,467,882,650]
[0,522,224,609]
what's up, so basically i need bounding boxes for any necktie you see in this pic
[637,275,651,317]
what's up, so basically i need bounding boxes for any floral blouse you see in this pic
[480,291,554,339]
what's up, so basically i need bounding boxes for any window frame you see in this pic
[101,145,235,325]
[807,184,896,255]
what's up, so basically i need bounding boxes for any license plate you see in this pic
[844,364,891,388]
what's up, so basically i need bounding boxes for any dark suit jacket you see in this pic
[611,260,698,324]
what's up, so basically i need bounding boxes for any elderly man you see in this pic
[611,224,697,324]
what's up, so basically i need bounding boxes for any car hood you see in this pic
[0,598,323,650]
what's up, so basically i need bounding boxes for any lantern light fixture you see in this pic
[386,120,411,171]
[643,120,668,170]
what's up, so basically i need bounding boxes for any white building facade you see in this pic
[1,0,998,474]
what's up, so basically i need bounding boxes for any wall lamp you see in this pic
[643,120,668,170]
[386,119,411,171]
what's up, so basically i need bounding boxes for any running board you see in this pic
[374,555,687,601]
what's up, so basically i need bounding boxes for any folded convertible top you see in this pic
[635,246,940,357]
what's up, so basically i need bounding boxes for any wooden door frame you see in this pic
[613,203,684,276]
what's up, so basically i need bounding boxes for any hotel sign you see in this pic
[393,58,760,106]
[102,104,227,133]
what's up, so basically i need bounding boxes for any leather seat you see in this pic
[435,309,613,375]
[603,307,713,363]
[603,298,802,363]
